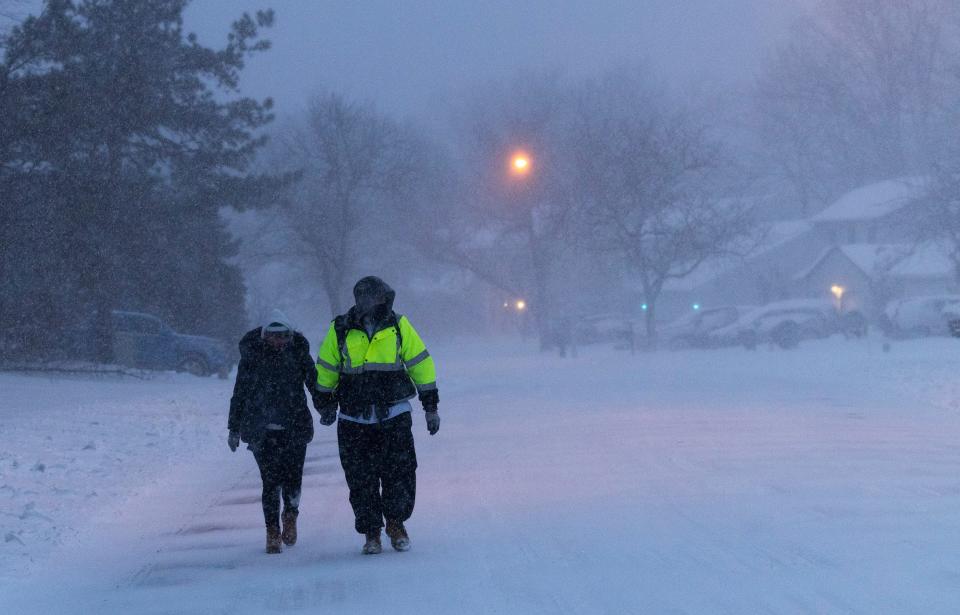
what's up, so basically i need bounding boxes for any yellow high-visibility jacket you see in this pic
[316,312,438,420]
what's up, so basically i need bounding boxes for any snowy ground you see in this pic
[1,335,960,614]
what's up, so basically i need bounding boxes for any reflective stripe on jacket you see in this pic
[316,314,437,419]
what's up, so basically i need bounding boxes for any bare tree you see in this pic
[447,70,579,345]
[568,71,755,347]
[405,160,531,299]
[755,0,960,213]
[266,93,418,317]
[920,166,960,283]
[0,0,28,34]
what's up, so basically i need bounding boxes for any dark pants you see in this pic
[337,412,418,534]
[251,430,307,529]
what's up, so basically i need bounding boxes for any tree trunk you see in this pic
[644,300,658,351]
[321,270,344,320]
[326,291,341,321]
[527,220,552,351]
[641,278,662,351]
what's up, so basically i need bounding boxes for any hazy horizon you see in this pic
[184,0,811,131]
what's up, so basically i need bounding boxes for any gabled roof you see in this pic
[811,178,928,223]
[839,244,915,276]
[795,243,953,281]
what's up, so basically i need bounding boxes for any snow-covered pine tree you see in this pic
[0,0,279,360]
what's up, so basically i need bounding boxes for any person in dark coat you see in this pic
[228,310,325,554]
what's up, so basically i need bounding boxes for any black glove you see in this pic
[314,393,338,426]
[319,406,337,426]
[424,410,440,435]
[227,430,240,452]
[419,389,439,408]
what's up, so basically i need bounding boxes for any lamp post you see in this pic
[506,148,550,348]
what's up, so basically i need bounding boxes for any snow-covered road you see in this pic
[2,337,959,613]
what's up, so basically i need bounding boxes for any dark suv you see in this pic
[109,311,232,377]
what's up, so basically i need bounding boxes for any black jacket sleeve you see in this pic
[419,388,439,410]
[228,353,254,433]
[297,336,326,407]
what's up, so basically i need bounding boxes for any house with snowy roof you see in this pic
[794,243,956,317]
[793,177,957,316]
[659,219,830,316]
[808,177,928,245]
[662,177,954,320]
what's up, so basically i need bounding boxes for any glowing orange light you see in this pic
[515,300,527,311]
[831,284,845,299]
[510,152,531,175]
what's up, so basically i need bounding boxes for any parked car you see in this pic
[572,313,637,346]
[660,305,753,349]
[108,311,233,377]
[705,299,860,350]
[883,295,960,338]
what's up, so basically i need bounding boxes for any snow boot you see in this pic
[281,510,298,546]
[385,520,410,552]
[266,526,283,554]
[362,529,382,555]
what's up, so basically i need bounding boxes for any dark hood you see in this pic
[349,276,396,322]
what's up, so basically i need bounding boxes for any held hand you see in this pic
[227,431,240,452]
[319,406,337,426]
[313,393,338,426]
[425,411,440,436]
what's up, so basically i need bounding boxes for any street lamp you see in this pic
[515,300,526,311]
[510,151,531,177]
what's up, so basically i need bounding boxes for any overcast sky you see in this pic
[185,0,811,129]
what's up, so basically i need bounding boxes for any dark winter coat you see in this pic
[228,328,321,447]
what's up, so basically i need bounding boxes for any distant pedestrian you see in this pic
[314,276,440,555]
[626,320,636,355]
[556,316,573,358]
[228,310,326,554]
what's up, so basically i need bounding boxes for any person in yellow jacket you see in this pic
[314,276,439,554]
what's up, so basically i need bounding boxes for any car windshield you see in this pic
[699,308,737,330]
[115,314,162,334]
[757,309,816,325]
[942,300,960,312]
[665,312,701,329]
